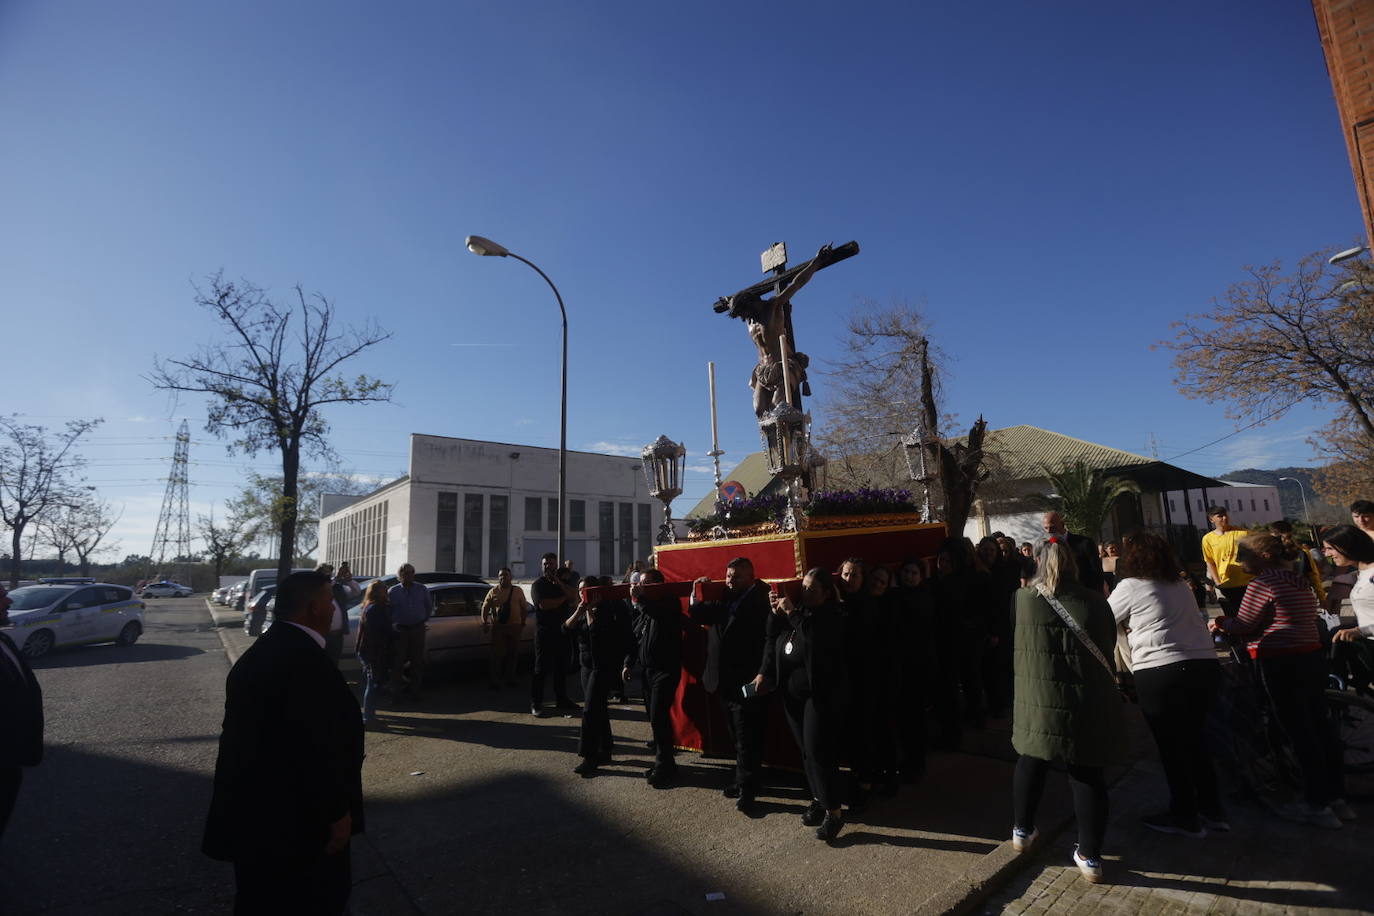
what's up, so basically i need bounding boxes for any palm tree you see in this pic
[1039,461,1141,540]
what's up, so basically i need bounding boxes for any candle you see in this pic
[708,361,719,450]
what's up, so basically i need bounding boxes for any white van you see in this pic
[245,567,317,601]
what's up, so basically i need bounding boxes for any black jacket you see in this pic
[689,581,771,694]
[567,600,634,672]
[762,601,849,705]
[628,596,684,672]
[203,622,364,865]
[0,632,43,768]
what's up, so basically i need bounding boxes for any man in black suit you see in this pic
[0,585,43,842]
[689,557,772,813]
[203,571,365,915]
[1042,511,1106,594]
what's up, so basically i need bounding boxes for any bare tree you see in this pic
[70,499,122,577]
[817,300,988,535]
[0,417,101,587]
[38,506,82,575]
[150,274,393,583]
[228,465,378,562]
[197,507,248,580]
[1163,248,1374,499]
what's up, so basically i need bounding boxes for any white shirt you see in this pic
[285,621,326,650]
[1109,577,1216,671]
[1350,568,1374,637]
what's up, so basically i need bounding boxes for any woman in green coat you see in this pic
[1010,538,1127,883]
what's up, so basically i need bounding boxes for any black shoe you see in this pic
[530,705,548,718]
[735,794,756,814]
[722,783,743,799]
[555,700,581,711]
[816,811,844,841]
[801,801,826,827]
[645,740,658,751]
[573,759,598,777]
[648,765,677,789]
[1141,811,1206,838]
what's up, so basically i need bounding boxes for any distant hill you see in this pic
[1216,466,1344,524]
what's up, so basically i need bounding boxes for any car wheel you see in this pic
[116,621,142,647]
[22,629,54,659]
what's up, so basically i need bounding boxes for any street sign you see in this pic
[719,480,747,501]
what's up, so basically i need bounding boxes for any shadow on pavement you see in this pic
[28,642,206,669]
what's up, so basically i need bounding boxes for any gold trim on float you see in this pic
[798,522,946,542]
[655,531,797,551]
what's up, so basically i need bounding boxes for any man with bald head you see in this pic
[1042,511,1106,594]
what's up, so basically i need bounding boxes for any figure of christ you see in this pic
[718,244,831,418]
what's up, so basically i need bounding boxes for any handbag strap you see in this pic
[1037,585,1115,677]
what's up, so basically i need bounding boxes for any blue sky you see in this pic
[0,1,1358,559]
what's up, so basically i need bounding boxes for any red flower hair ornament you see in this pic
[1047,536,1061,544]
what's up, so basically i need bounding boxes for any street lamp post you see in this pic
[1278,476,1313,530]
[467,235,568,565]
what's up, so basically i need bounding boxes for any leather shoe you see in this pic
[816,811,844,841]
[530,705,548,718]
[722,783,742,799]
[648,766,677,789]
[801,801,826,827]
[573,759,598,777]
[735,794,755,813]
[555,700,582,711]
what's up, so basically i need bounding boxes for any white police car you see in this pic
[3,583,145,658]
[142,581,193,598]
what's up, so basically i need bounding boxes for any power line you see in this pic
[1161,399,1307,464]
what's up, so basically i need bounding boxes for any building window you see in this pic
[463,494,484,573]
[599,502,615,576]
[525,496,541,531]
[637,503,651,560]
[436,492,458,572]
[1264,499,1270,511]
[570,499,586,532]
[619,502,634,573]
[548,497,559,531]
[1251,499,1256,511]
[488,495,508,576]
[1224,499,1230,509]
[326,499,388,577]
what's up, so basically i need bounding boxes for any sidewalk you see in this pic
[201,601,1372,915]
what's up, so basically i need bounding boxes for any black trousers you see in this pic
[531,627,572,704]
[233,847,351,916]
[1259,649,1342,807]
[1134,658,1222,819]
[578,666,617,759]
[1013,755,1108,859]
[782,690,843,811]
[0,766,21,841]
[719,692,766,793]
[644,667,680,766]
[898,670,928,776]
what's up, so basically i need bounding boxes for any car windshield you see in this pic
[7,586,73,610]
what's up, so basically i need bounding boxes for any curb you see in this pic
[922,760,1144,916]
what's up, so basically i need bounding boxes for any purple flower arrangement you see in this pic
[806,487,918,517]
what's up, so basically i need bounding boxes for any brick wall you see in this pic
[1314,0,1374,245]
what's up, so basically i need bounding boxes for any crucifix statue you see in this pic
[713,240,860,418]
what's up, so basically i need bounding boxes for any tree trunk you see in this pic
[278,444,300,582]
[9,523,22,588]
[77,551,91,578]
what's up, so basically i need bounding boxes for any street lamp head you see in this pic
[466,235,510,257]
[1330,246,1367,265]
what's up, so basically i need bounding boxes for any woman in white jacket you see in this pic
[1109,530,1224,838]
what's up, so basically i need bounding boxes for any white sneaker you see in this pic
[1011,827,1038,853]
[1330,798,1358,821]
[1072,845,1103,883]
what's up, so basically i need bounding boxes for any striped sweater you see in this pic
[1221,569,1321,659]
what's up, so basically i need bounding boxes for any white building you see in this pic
[1164,480,1282,531]
[319,434,661,579]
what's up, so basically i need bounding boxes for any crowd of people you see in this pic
[194,499,1374,907]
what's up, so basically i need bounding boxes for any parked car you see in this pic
[244,586,277,636]
[142,581,193,598]
[38,577,96,585]
[2,583,145,658]
[343,580,530,663]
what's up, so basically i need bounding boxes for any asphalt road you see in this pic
[0,596,1088,915]
[0,595,234,914]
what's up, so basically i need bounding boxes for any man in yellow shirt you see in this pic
[1202,506,1250,617]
